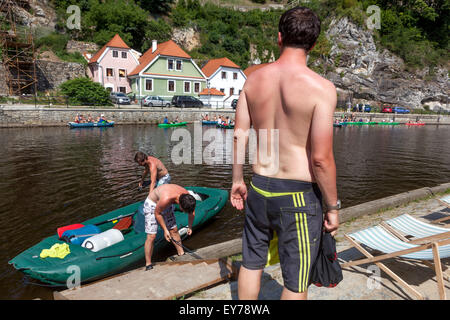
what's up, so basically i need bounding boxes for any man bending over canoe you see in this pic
[143,184,196,270]
[134,151,171,193]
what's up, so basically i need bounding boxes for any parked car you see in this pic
[231,99,238,109]
[110,92,131,105]
[364,104,372,112]
[392,106,410,114]
[171,95,203,108]
[381,106,393,113]
[142,95,170,107]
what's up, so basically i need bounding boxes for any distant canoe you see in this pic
[202,121,218,125]
[216,123,234,129]
[333,123,343,128]
[378,122,400,125]
[68,121,114,128]
[405,122,425,126]
[157,122,187,128]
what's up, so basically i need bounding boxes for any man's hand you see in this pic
[164,229,171,242]
[324,210,339,236]
[231,181,248,210]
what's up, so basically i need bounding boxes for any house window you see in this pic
[233,72,238,80]
[176,60,182,71]
[168,80,175,92]
[146,79,153,91]
[221,71,227,79]
[119,69,126,78]
[184,81,191,93]
[168,59,174,70]
[118,86,126,93]
[230,88,234,96]
[121,51,127,59]
[220,88,225,93]
[106,68,114,77]
[194,82,200,93]
[112,50,118,58]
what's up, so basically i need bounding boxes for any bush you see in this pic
[59,78,112,106]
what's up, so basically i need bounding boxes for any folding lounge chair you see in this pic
[435,195,450,224]
[342,224,450,300]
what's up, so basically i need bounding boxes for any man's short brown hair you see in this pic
[278,6,321,52]
[134,151,147,164]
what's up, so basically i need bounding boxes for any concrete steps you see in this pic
[55,258,235,300]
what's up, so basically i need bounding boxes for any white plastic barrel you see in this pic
[81,229,124,252]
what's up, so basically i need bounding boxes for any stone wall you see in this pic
[0,107,448,128]
[66,40,100,54]
[36,60,86,92]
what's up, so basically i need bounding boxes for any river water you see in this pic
[1,123,449,299]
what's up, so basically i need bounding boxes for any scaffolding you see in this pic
[0,0,37,95]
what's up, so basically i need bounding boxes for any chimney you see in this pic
[152,40,157,53]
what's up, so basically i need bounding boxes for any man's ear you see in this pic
[277,32,282,47]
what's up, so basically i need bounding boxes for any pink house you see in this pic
[86,34,140,93]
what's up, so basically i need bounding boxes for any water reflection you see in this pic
[0,124,449,299]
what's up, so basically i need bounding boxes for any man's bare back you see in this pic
[145,156,168,179]
[148,184,186,205]
[240,55,337,182]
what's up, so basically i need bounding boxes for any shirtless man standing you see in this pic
[143,184,196,270]
[134,151,171,193]
[231,7,340,300]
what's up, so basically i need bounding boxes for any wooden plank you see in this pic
[432,242,446,300]
[167,238,242,262]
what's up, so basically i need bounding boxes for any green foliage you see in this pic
[35,32,87,64]
[59,78,112,106]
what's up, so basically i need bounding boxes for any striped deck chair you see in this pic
[342,225,450,300]
[382,213,450,243]
[436,195,450,223]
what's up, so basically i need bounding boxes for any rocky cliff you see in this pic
[316,17,448,111]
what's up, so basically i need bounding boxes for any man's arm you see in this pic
[149,161,158,193]
[231,88,251,210]
[187,210,195,236]
[139,166,149,187]
[310,81,339,234]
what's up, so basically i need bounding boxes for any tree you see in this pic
[60,78,111,106]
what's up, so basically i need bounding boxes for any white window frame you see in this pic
[167,80,176,92]
[121,51,127,59]
[168,59,174,71]
[118,69,126,78]
[221,71,227,79]
[233,72,238,80]
[106,68,114,77]
[183,81,191,94]
[118,86,126,93]
[112,50,118,58]
[145,79,153,92]
[176,60,183,71]
[193,82,201,93]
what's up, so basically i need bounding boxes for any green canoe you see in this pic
[9,187,228,286]
[157,122,187,128]
[378,122,400,125]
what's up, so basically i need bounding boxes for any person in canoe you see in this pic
[172,116,179,124]
[74,114,82,123]
[143,184,196,270]
[87,114,94,123]
[134,151,171,193]
[163,116,169,124]
[97,114,108,123]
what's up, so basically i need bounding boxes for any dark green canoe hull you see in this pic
[9,187,228,286]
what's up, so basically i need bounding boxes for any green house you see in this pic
[128,40,207,99]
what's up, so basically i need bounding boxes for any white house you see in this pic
[201,57,246,108]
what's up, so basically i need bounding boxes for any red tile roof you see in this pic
[89,34,130,64]
[129,40,191,76]
[198,88,225,96]
[244,63,270,77]
[202,57,241,78]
